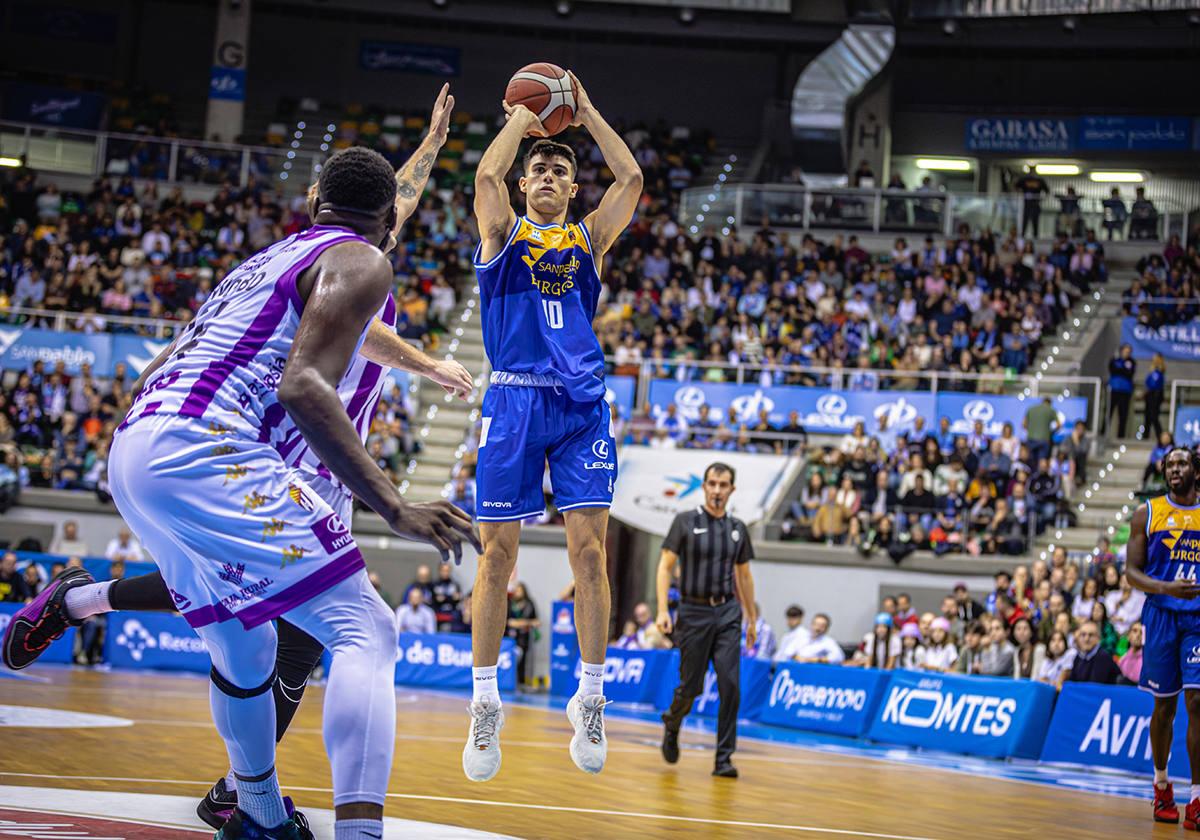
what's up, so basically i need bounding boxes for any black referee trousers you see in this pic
[663,599,742,766]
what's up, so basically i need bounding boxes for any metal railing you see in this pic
[912,0,1200,17]
[1168,379,1200,436]
[0,305,186,339]
[680,183,1190,243]
[0,120,320,194]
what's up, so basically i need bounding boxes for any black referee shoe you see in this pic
[661,722,679,764]
[712,763,738,779]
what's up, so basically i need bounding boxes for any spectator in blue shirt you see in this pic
[1143,353,1165,441]
[1108,344,1136,438]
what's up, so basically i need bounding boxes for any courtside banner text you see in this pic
[758,663,889,737]
[610,446,798,536]
[687,658,773,721]
[394,632,516,692]
[866,670,1054,759]
[103,612,210,674]
[1123,318,1200,361]
[0,603,76,665]
[1039,682,1190,776]
[568,646,679,705]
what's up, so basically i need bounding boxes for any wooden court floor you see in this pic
[0,668,1171,839]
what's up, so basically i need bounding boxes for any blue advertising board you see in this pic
[394,632,516,692]
[687,658,773,722]
[0,326,111,376]
[649,380,1087,442]
[360,41,461,76]
[103,612,210,674]
[559,647,679,706]
[1176,406,1200,446]
[1123,318,1200,361]
[1,82,106,129]
[648,380,934,436]
[0,602,77,665]
[1040,682,1189,776]
[965,117,1072,153]
[111,334,171,377]
[936,392,1088,442]
[605,375,637,421]
[1077,116,1192,152]
[549,601,580,697]
[758,663,889,737]
[866,670,1054,759]
[209,67,246,102]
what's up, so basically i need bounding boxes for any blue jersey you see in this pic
[1144,494,1200,612]
[474,216,605,403]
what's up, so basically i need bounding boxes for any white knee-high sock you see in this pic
[209,683,283,825]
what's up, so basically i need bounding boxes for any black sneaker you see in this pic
[197,778,239,830]
[214,808,313,840]
[661,718,680,764]
[712,763,739,779]
[1,567,92,670]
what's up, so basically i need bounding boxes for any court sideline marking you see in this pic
[0,772,946,840]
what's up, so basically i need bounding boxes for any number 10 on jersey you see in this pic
[541,299,564,330]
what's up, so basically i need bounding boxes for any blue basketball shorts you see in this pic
[475,376,616,521]
[1140,599,1200,697]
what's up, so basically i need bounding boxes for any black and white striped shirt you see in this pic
[663,506,754,600]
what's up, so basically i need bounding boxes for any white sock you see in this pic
[64,580,114,620]
[224,769,238,792]
[577,661,605,698]
[1155,767,1169,787]
[472,666,500,705]
[235,769,288,829]
[1191,784,1200,804]
[335,818,384,840]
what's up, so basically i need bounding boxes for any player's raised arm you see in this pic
[393,83,455,233]
[279,243,479,561]
[474,102,542,262]
[572,72,643,261]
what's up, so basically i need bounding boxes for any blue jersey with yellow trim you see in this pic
[474,216,605,403]
[1145,494,1200,612]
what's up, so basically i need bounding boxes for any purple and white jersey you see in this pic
[279,291,398,488]
[120,225,374,442]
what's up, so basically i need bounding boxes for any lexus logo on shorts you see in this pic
[964,400,995,423]
[592,440,610,459]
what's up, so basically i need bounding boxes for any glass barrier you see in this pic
[103,134,173,180]
[19,125,98,176]
[685,184,1190,242]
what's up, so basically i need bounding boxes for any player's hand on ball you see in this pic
[655,611,673,636]
[1163,579,1200,600]
[433,359,473,400]
[390,500,481,565]
[428,82,455,146]
[502,101,547,138]
[566,71,593,126]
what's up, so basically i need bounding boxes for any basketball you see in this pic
[505,62,577,135]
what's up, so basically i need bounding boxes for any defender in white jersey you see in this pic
[104,92,477,840]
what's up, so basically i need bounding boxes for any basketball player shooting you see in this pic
[1126,447,1200,829]
[462,68,642,782]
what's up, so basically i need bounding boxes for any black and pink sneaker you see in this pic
[1,566,93,670]
[198,779,299,833]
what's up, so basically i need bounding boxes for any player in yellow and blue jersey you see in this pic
[462,71,641,783]
[1128,447,1200,829]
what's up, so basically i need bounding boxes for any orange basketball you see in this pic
[505,62,577,136]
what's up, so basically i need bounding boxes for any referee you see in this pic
[655,461,756,778]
